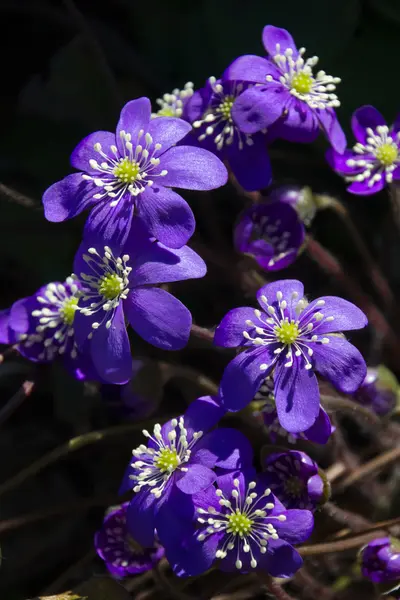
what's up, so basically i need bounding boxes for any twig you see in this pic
[334,446,400,494]
[321,394,381,428]
[190,324,215,344]
[42,549,96,595]
[325,462,346,483]
[322,502,371,532]
[257,573,297,599]
[0,380,34,426]
[0,183,37,209]
[299,530,387,556]
[294,568,336,600]
[0,418,167,499]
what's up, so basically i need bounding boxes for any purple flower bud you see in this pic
[352,366,398,417]
[361,537,400,584]
[264,450,327,510]
[234,202,305,271]
[94,502,164,577]
[268,184,317,225]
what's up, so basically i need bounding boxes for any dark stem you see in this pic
[321,394,381,428]
[299,530,387,556]
[0,183,37,209]
[0,380,34,427]
[190,323,216,344]
[257,573,297,599]
[322,501,371,532]
[334,446,400,494]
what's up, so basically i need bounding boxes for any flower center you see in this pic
[227,512,253,537]
[59,296,79,325]
[284,476,304,497]
[274,320,299,344]
[99,273,124,301]
[113,157,141,183]
[217,96,235,122]
[154,447,180,473]
[375,143,398,166]
[291,72,313,94]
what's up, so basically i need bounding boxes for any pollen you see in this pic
[227,512,253,537]
[155,448,180,473]
[99,273,124,300]
[274,320,300,344]
[375,143,398,166]
[113,158,141,183]
[59,296,79,325]
[291,72,313,95]
[217,95,235,122]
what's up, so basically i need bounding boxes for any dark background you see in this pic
[0,1,399,598]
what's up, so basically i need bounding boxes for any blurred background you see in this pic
[1,1,400,598]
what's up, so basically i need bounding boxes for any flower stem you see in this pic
[321,394,381,428]
[322,501,371,532]
[299,530,387,556]
[190,323,215,344]
[257,574,297,600]
[0,380,35,427]
[0,182,37,209]
[333,445,400,494]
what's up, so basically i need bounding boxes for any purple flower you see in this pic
[268,184,317,225]
[73,222,206,384]
[94,502,164,577]
[264,450,325,511]
[214,279,367,432]
[184,77,272,191]
[234,201,305,271]
[120,396,253,548]
[166,470,313,577]
[327,105,400,195]
[152,82,194,118]
[254,379,333,445]
[43,97,228,249]
[352,365,398,417]
[224,25,345,152]
[361,537,400,584]
[0,278,93,379]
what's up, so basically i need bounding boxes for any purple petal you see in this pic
[347,178,386,195]
[9,298,30,333]
[262,25,298,57]
[275,97,319,143]
[214,306,259,348]
[256,279,304,310]
[116,97,151,154]
[300,296,368,333]
[43,173,95,222]
[223,55,278,84]
[183,395,225,434]
[352,105,386,145]
[160,146,228,190]
[274,357,320,433]
[303,406,333,444]
[326,149,360,175]
[138,185,195,249]
[310,335,367,394]
[147,117,192,153]
[125,226,206,286]
[127,492,157,548]
[231,86,286,134]
[227,135,272,191]
[274,509,314,544]
[169,530,222,577]
[219,348,276,411]
[263,539,303,578]
[176,463,216,494]
[84,194,134,250]
[184,89,208,123]
[191,428,253,470]
[317,108,347,153]
[125,287,191,350]
[90,304,132,384]
[70,131,116,172]
[0,309,11,343]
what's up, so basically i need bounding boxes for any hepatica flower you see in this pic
[264,451,325,511]
[361,537,400,584]
[185,77,272,191]
[120,396,253,548]
[214,279,367,432]
[254,378,333,444]
[352,365,399,417]
[151,82,194,118]
[268,184,317,225]
[95,502,164,577]
[327,105,400,194]
[73,223,206,384]
[234,201,305,271]
[224,25,345,151]
[43,97,227,248]
[169,471,313,577]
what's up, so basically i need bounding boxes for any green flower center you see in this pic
[155,448,180,473]
[157,107,176,117]
[375,143,398,166]
[60,296,79,325]
[99,273,124,300]
[227,511,253,537]
[291,72,313,94]
[284,476,304,497]
[113,157,141,183]
[274,320,300,344]
[217,96,235,121]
